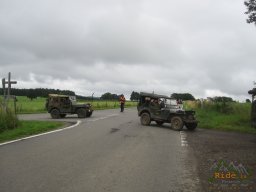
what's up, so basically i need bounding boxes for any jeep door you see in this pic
[149,101,162,119]
[60,97,71,113]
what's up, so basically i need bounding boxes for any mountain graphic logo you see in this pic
[209,159,253,183]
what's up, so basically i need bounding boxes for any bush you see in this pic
[186,100,234,114]
[0,105,19,132]
[184,101,255,133]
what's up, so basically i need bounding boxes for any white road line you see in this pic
[180,131,188,147]
[0,113,120,146]
[0,120,81,147]
[88,113,119,122]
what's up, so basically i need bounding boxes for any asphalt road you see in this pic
[0,108,201,192]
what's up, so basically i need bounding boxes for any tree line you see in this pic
[0,88,207,102]
[171,93,195,101]
[0,88,75,100]
[1,88,236,103]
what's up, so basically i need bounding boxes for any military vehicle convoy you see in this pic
[137,92,198,131]
[45,94,93,119]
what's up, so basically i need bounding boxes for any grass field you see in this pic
[5,96,138,114]
[184,101,256,134]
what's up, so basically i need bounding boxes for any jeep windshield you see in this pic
[161,98,179,109]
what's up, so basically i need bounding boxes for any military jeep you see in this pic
[137,92,198,131]
[45,94,93,119]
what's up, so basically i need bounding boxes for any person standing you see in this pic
[119,94,126,112]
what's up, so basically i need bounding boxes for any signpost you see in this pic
[1,72,17,113]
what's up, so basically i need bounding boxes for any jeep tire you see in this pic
[185,123,197,131]
[51,109,60,119]
[140,113,151,126]
[156,121,164,126]
[171,116,184,131]
[86,111,92,117]
[77,108,86,118]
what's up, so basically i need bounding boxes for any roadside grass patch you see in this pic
[0,108,19,132]
[0,120,64,143]
[185,101,256,134]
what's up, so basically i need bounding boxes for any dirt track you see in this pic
[186,128,256,192]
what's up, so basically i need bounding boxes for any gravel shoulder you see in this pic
[186,128,256,192]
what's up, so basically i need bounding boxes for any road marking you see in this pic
[0,120,81,147]
[88,113,119,122]
[0,114,119,146]
[180,131,188,147]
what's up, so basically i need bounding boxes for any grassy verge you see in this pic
[185,101,256,134]
[91,100,137,110]
[0,120,65,143]
[0,96,137,143]
[8,96,138,113]
[0,108,19,132]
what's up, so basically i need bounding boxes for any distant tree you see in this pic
[213,96,234,103]
[101,92,111,100]
[245,0,256,25]
[27,89,37,100]
[100,92,118,100]
[246,98,251,103]
[171,93,195,101]
[7,88,75,97]
[112,94,119,100]
[130,91,140,101]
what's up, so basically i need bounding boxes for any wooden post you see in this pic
[2,78,6,111]
[1,72,17,112]
[5,72,17,99]
[2,78,6,97]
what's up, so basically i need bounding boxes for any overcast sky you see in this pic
[0,0,255,101]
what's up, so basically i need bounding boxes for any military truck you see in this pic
[137,92,198,131]
[45,94,93,119]
[248,88,256,128]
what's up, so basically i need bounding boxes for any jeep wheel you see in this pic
[140,113,151,126]
[86,111,92,117]
[50,109,60,119]
[186,123,197,131]
[156,121,164,126]
[77,108,86,118]
[171,116,184,131]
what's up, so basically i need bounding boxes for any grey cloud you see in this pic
[0,0,255,101]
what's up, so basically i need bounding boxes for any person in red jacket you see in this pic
[119,94,126,112]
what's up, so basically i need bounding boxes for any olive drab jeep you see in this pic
[45,94,93,119]
[137,92,198,131]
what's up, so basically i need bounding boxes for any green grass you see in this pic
[0,96,137,143]
[6,96,138,113]
[90,100,137,110]
[185,101,256,134]
[0,120,65,143]
[0,108,19,132]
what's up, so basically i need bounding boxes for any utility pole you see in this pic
[2,78,6,98]
[92,92,95,102]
